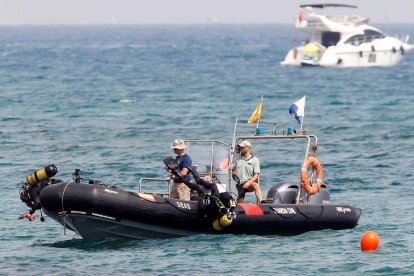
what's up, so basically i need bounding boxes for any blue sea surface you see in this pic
[0,24,413,275]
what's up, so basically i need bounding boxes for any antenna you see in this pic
[272,121,277,135]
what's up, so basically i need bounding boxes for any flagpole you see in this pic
[256,94,263,128]
[300,117,304,131]
[231,115,238,154]
[301,94,306,131]
[229,116,239,189]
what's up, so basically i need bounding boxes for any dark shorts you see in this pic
[236,184,247,199]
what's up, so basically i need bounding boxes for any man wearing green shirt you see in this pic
[231,140,265,203]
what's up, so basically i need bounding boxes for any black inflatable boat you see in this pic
[18,132,361,239]
[35,180,360,239]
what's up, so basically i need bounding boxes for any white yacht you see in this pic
[281,4,413,67]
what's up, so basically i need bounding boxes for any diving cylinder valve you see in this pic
[25,164,58,186]
[213,214,233,231]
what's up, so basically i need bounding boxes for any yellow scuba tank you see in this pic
[25,164,58,186]
[212,214,233,231]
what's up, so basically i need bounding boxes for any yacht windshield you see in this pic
[344,30,385,45]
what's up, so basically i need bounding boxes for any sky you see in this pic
[0,0,413,25]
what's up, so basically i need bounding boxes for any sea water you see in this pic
[0,24,413,275]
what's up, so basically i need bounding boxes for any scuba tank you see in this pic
[213,214,234,231]
[25,164,58,186]
[211,196,237,231]
[19,164,58,222]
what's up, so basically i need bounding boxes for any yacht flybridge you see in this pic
[281,4,413,67]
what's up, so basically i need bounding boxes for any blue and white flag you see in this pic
[289,95,306,124]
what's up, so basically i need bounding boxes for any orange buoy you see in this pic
[360,231,380,251]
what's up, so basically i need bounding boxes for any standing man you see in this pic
[231,140,265,203]
[166,139,192,201]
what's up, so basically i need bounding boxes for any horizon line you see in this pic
[1,21,413,27]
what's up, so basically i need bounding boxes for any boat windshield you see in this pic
[344,30,385,45]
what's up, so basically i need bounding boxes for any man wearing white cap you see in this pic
[231,140,265,203]
[166,139,192,200]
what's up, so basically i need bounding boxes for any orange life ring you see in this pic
[301,156,323,195]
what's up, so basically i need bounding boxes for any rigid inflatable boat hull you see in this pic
[40,182,361,239]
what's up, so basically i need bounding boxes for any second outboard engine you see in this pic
[266,182,330,204]
[308,184,330,204]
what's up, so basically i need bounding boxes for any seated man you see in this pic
[231,140,265,203]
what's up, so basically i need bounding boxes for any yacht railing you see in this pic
[395,34,410,43]
[326,15,368,25]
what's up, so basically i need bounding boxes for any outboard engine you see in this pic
[308,184,330,204]
[266,182,330,204]
[266,182,299,204]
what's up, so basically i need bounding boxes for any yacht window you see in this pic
[345,30,385,46]
[344,35,364,46]
[364,30,385,39]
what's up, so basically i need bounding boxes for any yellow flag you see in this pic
[247,97,263,125]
